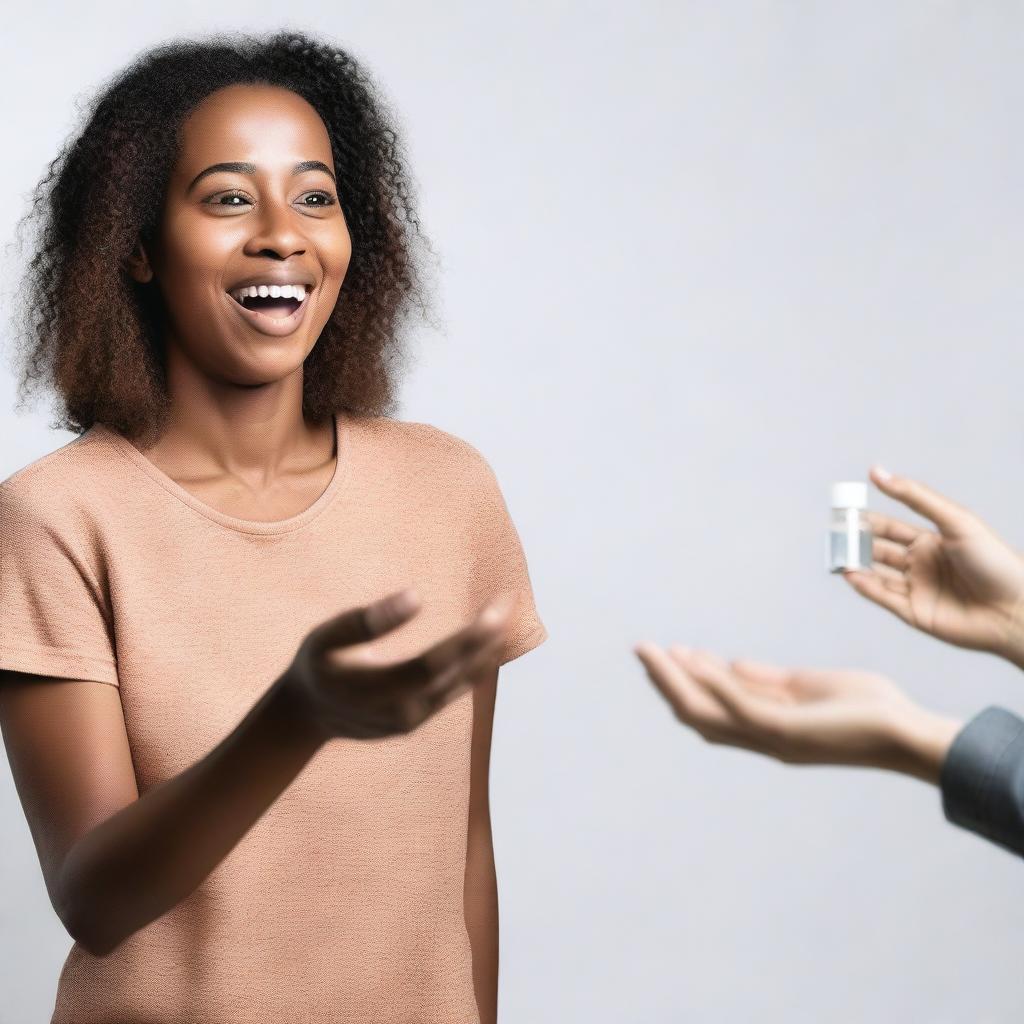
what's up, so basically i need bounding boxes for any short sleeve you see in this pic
[0,481,119,687]
[463,449,547,667]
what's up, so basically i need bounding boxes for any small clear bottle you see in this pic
[826,481,872,573]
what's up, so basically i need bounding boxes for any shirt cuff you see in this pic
[940,705,1024,856]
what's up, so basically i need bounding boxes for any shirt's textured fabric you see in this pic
[0,411,546,1023]
[940,705,1024,858]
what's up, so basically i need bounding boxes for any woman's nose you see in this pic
[245,197,307,259]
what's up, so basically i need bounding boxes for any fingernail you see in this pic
[873,465,892,481]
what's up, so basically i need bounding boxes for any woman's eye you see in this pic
[301,191,336,207]
[206,191,252,208]
[204,190,335,209]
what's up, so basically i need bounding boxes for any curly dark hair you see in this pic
[6,29,436,444]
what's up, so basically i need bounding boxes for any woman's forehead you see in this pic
[176,84,332,166]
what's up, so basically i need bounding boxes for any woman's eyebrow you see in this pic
[186,160,337,194]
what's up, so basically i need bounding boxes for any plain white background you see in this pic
[2,4,1023,1021]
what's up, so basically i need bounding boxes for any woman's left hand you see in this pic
[634,644,962,784]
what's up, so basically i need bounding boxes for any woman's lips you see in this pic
[225,290,312,337]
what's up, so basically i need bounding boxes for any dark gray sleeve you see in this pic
[940,705,1024,857]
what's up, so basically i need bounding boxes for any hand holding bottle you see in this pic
[634,644,962,783]
[281,589,513,743]
[846,467,1024,669]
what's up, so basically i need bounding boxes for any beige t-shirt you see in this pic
[0,410,546,1024]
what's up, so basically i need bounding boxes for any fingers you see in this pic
[635,643,731,729]
[417,610,511,704]
[308,589,421,657]
[381,597,514,694]
[732,660,832,703]
[636,643,784,745]
[383,605,512,732]
[670,648,781,733]
[842,568,911,619]
[869,466,972,537]
[872,536,909,573]
[420,650,501,717]
[864,510,925,548]
[869,561,910,592]
[729,658,794,699]
[363,590,422,638]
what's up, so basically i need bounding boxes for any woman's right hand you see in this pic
[845,466,1024,669]
[281,589,513,742]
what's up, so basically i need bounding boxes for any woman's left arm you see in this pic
[464,665,500,1024]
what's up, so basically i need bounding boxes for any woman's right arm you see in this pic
[0,590,513,957]
[0,668,318,957]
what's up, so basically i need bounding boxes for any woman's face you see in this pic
[133,83,352,386]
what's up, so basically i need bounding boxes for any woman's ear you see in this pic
[126,240,154,284]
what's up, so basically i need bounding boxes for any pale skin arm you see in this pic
[845,466,1024,669]
[634,645,963,784]
[635,466,1024,780]
[0,591,513,958]
[464,667,499,1024]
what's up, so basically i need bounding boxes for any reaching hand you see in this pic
[634,644,962,784]
[283,589,513,742]
[844,466,1024,669]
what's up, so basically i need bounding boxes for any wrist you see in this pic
[993,631,1024,674]
[1004,625,1024,673]
[265,672,329,754]
[890,706,963,785]
[1006,641,1024,673]
[998,590,1024,671]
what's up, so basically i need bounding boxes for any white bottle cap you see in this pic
[831,481,868,509]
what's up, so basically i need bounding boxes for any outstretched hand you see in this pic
[634,644,962,784]
[283,589,513,742]
[846,466,1024,668]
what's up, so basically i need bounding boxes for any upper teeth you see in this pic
[230,284,308,302]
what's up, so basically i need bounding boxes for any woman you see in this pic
[636,465,1024,856]
[0,31,545,1023]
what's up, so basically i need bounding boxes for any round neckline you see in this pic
[92,411,350,536]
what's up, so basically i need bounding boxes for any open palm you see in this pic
[635,645,960,782]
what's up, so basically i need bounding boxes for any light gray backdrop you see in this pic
[2,3,1023,1022]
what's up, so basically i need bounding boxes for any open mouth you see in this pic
[228,284,308,320]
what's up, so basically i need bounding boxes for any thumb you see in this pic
[308,588,421,655]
